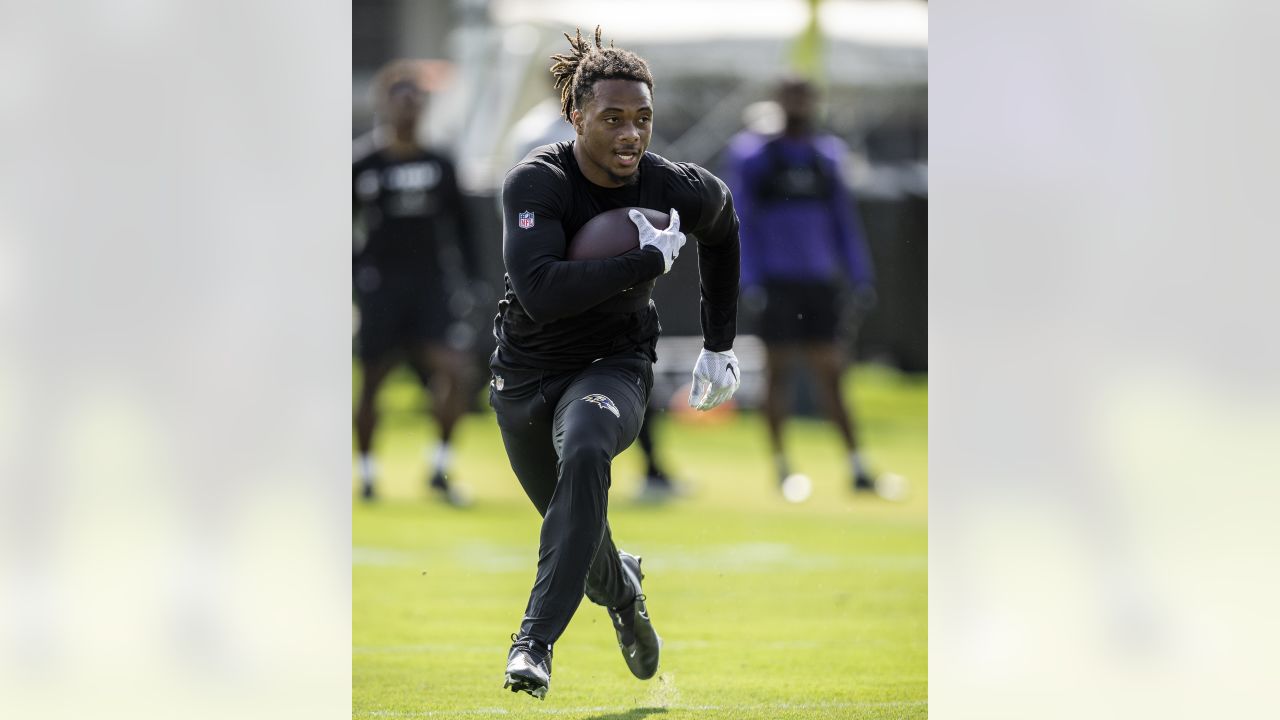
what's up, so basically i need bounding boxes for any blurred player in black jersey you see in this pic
[352,60,479,504]
[493,28,741,699]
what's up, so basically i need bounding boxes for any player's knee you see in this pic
[559,441,610,473]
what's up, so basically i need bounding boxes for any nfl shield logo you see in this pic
[518,211,535,229]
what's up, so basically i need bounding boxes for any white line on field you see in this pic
[353,639,823,654]
[357,699,927,717]
[353,543,924,572]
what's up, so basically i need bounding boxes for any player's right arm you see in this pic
[501,163,665,323]
[352,137,376,266]
[352,163,366,269]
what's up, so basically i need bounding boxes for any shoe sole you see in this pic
[618,553,661,680]
[503,674,547,699]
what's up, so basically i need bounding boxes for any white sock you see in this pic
[429,442,452,473]
[774,453,790,477]
[358,454,377,486]
[850,451,868,477]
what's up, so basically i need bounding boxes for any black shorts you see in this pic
[759,279,842,343]
[354,269,460,362]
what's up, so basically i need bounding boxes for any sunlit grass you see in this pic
[353,364,927,719]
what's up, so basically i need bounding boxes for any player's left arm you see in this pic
[439,157,483,281]
[682,165,742,410]
[823,137,874,287]
[684,166,740,351]
[721,136,762,290]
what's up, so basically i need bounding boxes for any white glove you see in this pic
[629,208,686,274]
[689,348,740,411]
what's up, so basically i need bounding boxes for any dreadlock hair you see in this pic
[549,26,654,123]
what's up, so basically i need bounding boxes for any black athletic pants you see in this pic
[489,350,651,646]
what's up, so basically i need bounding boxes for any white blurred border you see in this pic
[932,1,1280,717]
[7,0,1280,716]
[0,2,351,718]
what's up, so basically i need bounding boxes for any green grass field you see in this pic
[353,365,927,719]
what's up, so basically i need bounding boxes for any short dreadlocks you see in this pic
[549,26,654,123]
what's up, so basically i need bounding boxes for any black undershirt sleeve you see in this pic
[687,168,741,352]
[502,163,665,323]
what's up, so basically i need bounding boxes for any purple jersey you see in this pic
[724,131,873,288]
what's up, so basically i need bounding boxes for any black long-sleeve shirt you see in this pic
[352,137,479,283]
[494,141,740,370]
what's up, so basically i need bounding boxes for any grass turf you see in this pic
[353,364,927,719]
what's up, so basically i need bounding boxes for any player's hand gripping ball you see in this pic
[629,208,684,273]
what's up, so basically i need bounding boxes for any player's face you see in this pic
[571,79,653,188]
[385,81,425,130]
[779,83,816,127]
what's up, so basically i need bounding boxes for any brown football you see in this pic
[566,207,671,260]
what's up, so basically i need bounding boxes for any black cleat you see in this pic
[854,473,876,493]
[609,551,662,680]
[360,483,376,501]
[429,471,467,507]
[503,634,551,699]
[634,474,681,503]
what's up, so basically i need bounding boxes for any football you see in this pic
[566,207,670,260]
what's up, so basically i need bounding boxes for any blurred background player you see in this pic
[352,60,480,503]
[724,76,881,495]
